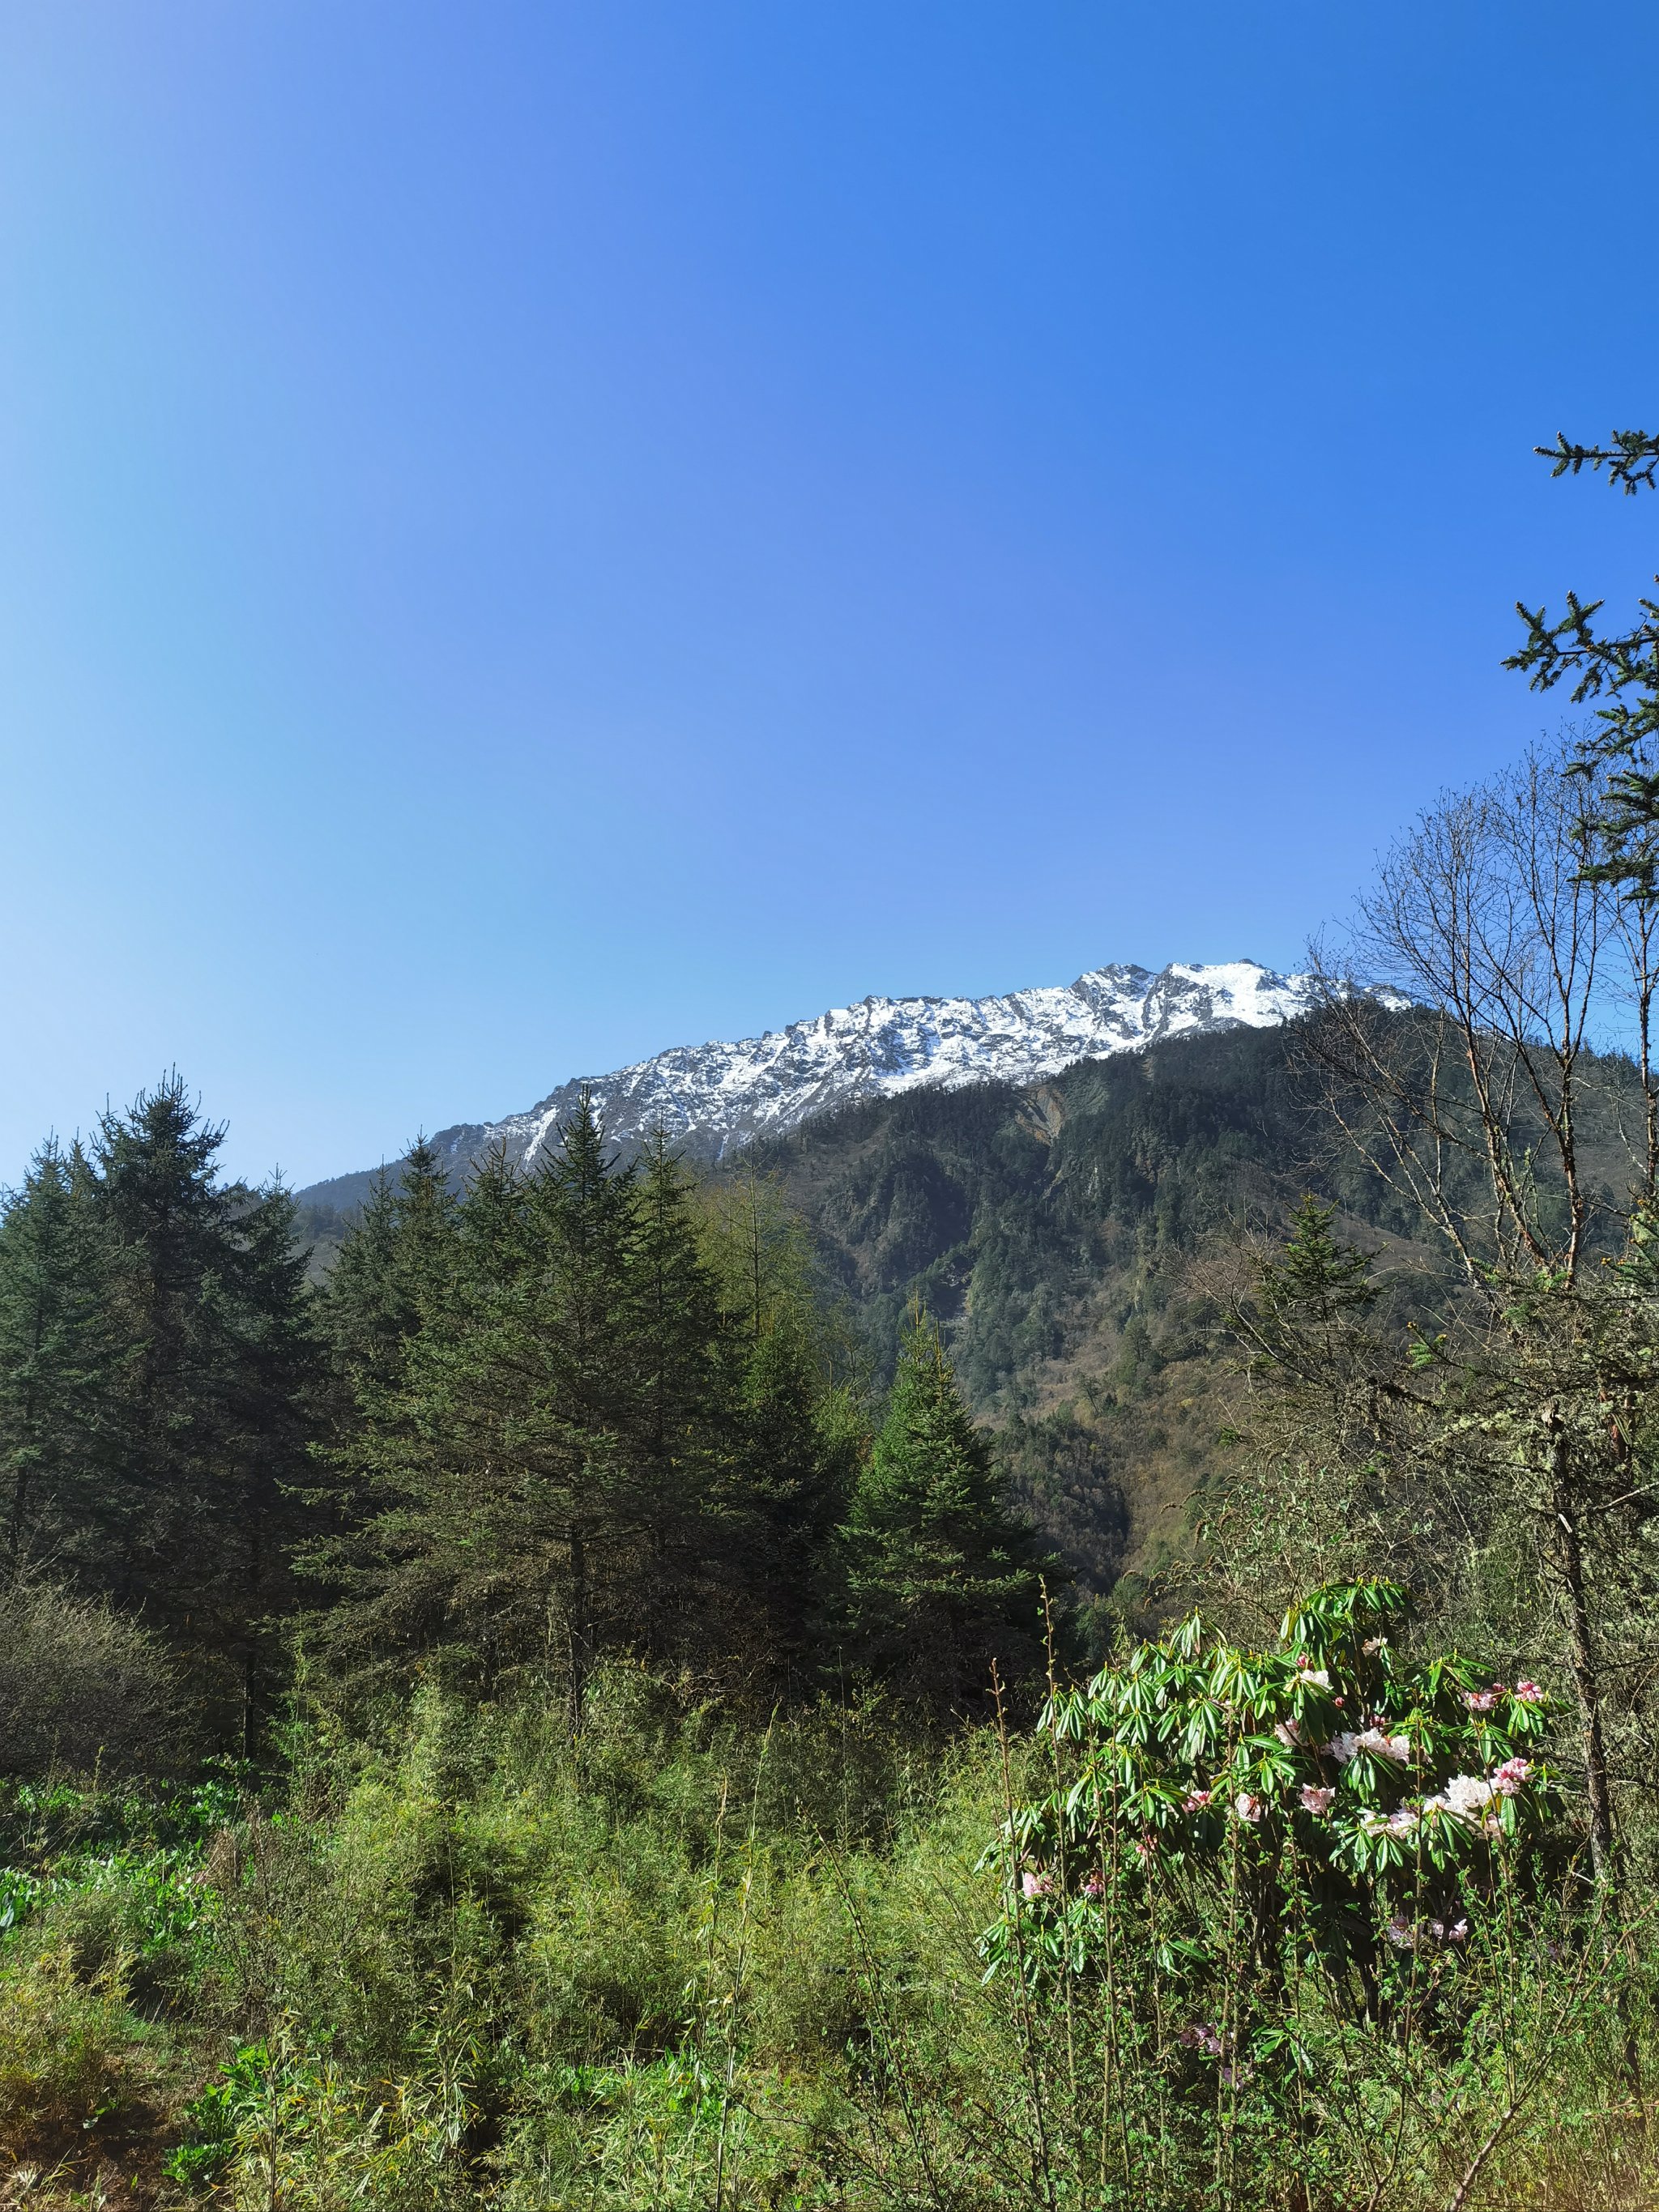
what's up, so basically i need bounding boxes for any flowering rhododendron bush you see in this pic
[971,1580,1584,2205]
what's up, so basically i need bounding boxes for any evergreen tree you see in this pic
[323,1137,462,1398]
[723,1322,851,1681]
[318,1096,661,1724]
[838,1307,1048,1713]
[87,1076,320,1740]
[632,1132,733,1660]
[695,1168,863,1685]
[0,1141,121,1583]
[1228,1195,1386,1423]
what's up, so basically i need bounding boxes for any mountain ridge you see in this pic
[295,957,1328,1216]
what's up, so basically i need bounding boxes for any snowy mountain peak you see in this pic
[426,957,1326,1176]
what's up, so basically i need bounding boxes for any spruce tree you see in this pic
[323,1136,462,1399]
[838,1307,1048,1713]
[694,1168,861,1686]
[87,1076,319,1740]
[632,1131,732,1660]
[0,1141,121,1583]
[318,1095,655,1723]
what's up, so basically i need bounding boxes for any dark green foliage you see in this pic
[0,1080,320,1744]
[313,1103,886,1717]
[736,1025,1332,1407]
[838,1309,1051,1712]
[0,1142,121,1583]
[87,1079,319,1736]
[1259,1193,1379,1321]
[322,1136,462,1399]
[1228,1193,1387,1412]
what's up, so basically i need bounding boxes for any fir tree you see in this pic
[632,1131,732,1658]
[838,1307,1048,1714]
[318,1095,655,1724]
[87,1076,319,1740]
[323,1137,462,1398]
[1228,1196,1387,1428]
[0,1141,121,1583]
[696,1168,861,1685]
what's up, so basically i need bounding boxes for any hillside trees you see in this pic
[313,1104,1055,1721]
[838,1306,1051,1712]
[0,1140,121,1585]
[317,1102,902,1718]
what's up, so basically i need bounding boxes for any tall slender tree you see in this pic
[838,1307,1048,1714]
[0,1141,121,1583]
[87,1076,319,1741]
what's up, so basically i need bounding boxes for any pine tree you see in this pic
[323,1137,462,1399]
[318,1095,656,1723]
[0,1141,122,1583]
[87,1076,319,1740]
[1227,1196,1386,1430]
[695,1168,861,1686]
[631,1131,732,1660]
[838,1307,1048,1714]
[1260,1196,1379,1327]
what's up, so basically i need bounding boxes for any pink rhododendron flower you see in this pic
[1465,1687,1499,1713]
[1514,1680,1543,1704]
[1182,1787,1213,1812]
[1132,1834,1156,1862]
[1081,1872,1104,1901]
[1330,1733,1361,1763]
[1178,2024,1225,2056]
[1274,1721,1301,1748]
[1363,1636,1388,1655]
[1299,1784,1336,1816]
[1386,1805,1421,1836]
[1492,1757,1531,1796]
[1233,1792,1265,1823]
[1385,1915,1418,1950]
[1021,1869,1053,1900]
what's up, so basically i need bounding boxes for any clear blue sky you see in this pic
[4,3,1658,1189]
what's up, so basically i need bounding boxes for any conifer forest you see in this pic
[18,433,1659,2209]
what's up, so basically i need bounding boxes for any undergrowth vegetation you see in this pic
[2,1626,1655,2210]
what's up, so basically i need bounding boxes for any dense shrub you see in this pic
[0,1579,184,1779]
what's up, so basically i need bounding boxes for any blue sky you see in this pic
[4,3,1658,1187]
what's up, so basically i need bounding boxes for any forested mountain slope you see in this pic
[305,1015,1454,1605]
[726,1019,1402,1598]
[292,1010,1636,1606]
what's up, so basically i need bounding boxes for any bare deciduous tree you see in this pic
[1294,738,1659,1880]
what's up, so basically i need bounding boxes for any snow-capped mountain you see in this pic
[362,960,1329,1192]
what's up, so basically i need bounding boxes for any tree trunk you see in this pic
[1545,1405,1616,1879]
[567,1524,588,1739]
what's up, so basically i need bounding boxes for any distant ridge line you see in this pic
[296,957,1339,1217]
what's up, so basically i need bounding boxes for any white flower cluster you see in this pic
[1330,1727,1411,1765]
[1423,1760,1531,1822]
